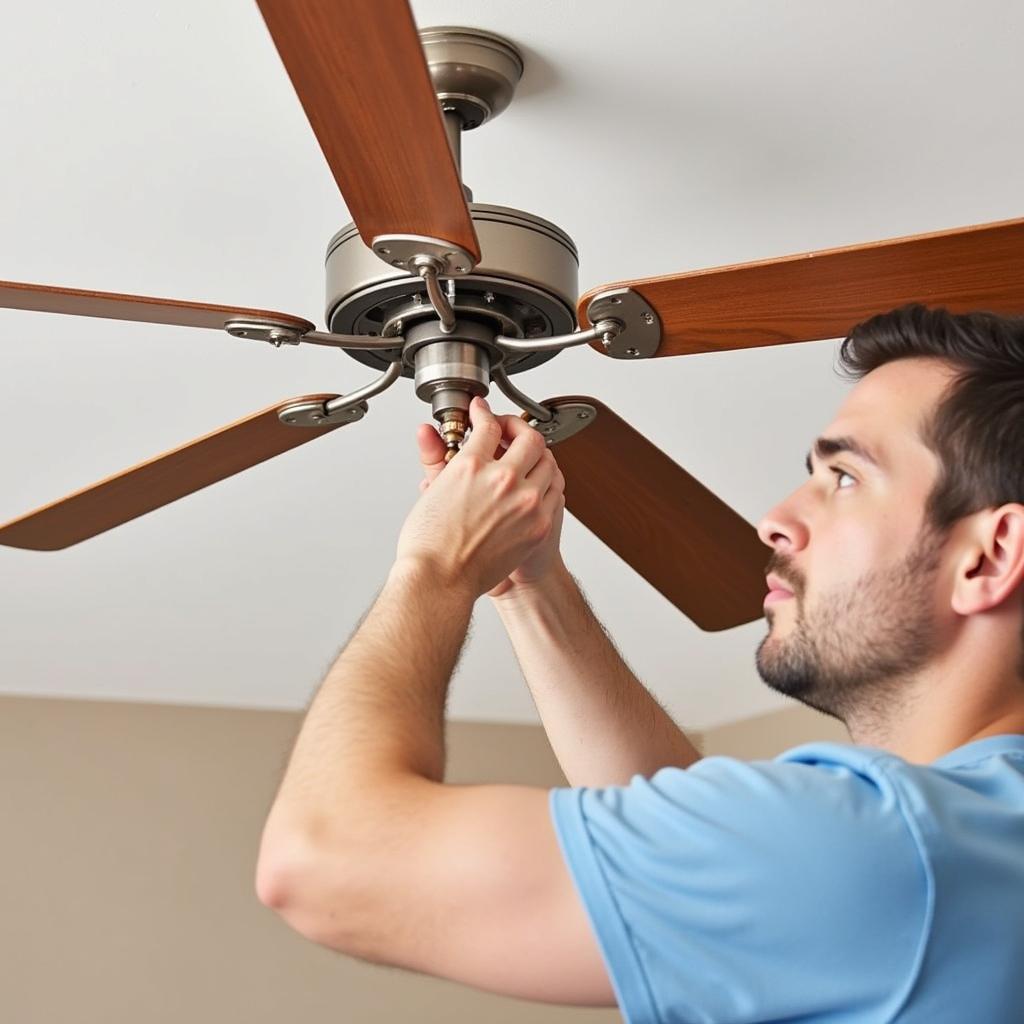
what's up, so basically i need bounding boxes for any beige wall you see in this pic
[698,702,849,759]
[0,695,845,1023]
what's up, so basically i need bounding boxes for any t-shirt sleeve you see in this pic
[549,745,931,1024]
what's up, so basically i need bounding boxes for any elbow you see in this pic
[255,856,297,920]
[254,827,362,950]
[255,823,320,915]
[255,857,290,911]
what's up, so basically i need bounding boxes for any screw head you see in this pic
[284,416,296,424]
[484,292,495,303]
[377,246,391,255]
[577,411,590,420]
[642,311,655,325]
[626,347,639,357]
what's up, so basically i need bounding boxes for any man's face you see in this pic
[754,356,958,721]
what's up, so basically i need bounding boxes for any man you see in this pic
[255,304,1024,1021]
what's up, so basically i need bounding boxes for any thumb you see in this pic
[417,423,448,484]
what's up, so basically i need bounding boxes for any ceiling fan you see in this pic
[3,0,1023,633]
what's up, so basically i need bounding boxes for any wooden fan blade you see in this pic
[0,395,347,550]
[545,396,767,631]
[580,217,1024,358]
[0,279,313,332]
[256,0,479,262]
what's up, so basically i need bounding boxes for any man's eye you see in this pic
[830,467,856,489]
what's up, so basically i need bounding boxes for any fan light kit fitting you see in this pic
[2,0,1022,634]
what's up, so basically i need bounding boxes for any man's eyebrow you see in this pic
[805,436,883,475]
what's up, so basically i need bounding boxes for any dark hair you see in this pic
[837,303,1024,536]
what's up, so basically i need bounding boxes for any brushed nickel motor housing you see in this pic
[325,203,579,378]
[409,322,494,420]
[419,27,524,130]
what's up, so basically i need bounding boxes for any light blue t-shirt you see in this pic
[549,734,1024,1023]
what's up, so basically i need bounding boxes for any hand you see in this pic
[400,397,566,600]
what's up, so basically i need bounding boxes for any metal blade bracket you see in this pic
[224,317,404,353]
[277,400,368,429]
[584,287,662,358]
[521,400,599,446]
[224,318,306,347]
[371,235,477,276]
[278,359,404,427]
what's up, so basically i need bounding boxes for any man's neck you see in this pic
[848,697,1024,764]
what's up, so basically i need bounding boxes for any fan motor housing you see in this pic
[325,203,579,378]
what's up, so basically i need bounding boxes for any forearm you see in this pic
[492,560,701,788]
[260,558,473,852]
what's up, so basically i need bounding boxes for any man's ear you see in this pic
[951,504,1024,616]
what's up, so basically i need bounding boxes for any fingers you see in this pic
[461,397,503,456]
[502,429,548,477]
[534,480,566,540]
[540,481,566,518]
[444,398,548,478]
[417,423,448,484]
[474,399,547,476]
[525,447,562,494]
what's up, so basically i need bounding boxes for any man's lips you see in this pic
[765,574,795,605]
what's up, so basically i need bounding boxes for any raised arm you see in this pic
[417,419,701,788]
[491,559,701,787]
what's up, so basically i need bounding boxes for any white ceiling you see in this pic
[1,0,1021,730]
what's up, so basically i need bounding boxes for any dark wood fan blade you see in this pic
[256,0,479,262]
[0,395,346,550]
[0,279,313,332]
[579,217,1024,358]
[544,396,767,631]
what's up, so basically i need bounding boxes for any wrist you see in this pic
[489,558,570,607]
[388,556,478,604]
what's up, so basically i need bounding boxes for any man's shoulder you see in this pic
[649,739,898,801]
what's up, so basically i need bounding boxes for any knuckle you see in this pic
[493,466,517,494]
[518,490,541,513]
[457,452,484,474]
[529,429,548,454]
